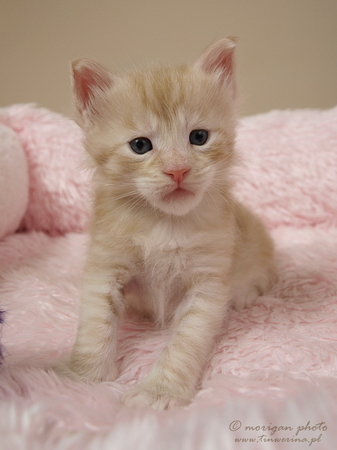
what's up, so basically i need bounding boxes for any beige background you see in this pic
[1,0,336,116]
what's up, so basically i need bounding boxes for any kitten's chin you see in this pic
[155,188,201,216]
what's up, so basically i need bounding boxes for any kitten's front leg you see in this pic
[64,253,131,383]
[122,276,230,409]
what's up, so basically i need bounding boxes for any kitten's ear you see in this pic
[194,37,237,95]
[72,58,114,124]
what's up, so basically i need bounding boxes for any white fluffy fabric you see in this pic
[0,105,336,449]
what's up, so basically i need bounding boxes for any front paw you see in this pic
[54,358,119,383]
[122,383,191,410]
[232,286,260,311]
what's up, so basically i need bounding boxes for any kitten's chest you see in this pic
[125,227,195,321]
[123,220,231,323]
[137,230,191,294]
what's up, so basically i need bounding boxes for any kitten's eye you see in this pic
[129,137,153,154]
[189,129,209,146]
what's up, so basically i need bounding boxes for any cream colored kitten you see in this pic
[67,37,275,409]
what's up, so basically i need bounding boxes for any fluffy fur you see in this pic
[0,123,28,240]
[0,309,4,363]
[0,104,91,235]
[65,38,275,409]
[0,104,336,448]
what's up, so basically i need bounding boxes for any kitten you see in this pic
[67,37,275,409]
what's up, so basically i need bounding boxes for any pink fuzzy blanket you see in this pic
[0,104,336,449]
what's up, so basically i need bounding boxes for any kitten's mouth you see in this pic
[162,187,195,202]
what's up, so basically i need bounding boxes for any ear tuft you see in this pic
[72,58,114,122]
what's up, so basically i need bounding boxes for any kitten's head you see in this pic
[73,37,237,216]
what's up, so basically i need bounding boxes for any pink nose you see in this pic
[164,168,190,184]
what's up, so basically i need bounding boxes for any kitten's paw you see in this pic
[232,286,260,311]
[122,383,191,410]
[52,361,82,381]
[53,359,119,383]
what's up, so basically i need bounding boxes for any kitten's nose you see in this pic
[164,168,190,184]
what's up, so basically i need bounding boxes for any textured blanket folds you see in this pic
[0,104,336,449]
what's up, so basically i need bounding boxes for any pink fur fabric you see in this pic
[0,123,28,240]
[0,105,336,449]
[0,104,91,235]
